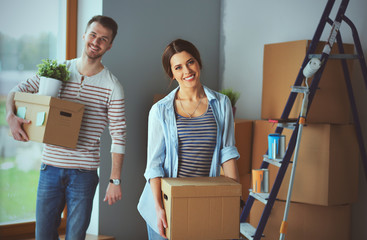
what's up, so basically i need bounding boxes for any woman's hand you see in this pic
[150,177,168,238]
[156,206,168,238]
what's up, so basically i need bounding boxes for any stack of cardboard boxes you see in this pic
[247,40,359,239]
[234,119,253,201]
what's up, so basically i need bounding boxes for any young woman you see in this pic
[138,39,240,240]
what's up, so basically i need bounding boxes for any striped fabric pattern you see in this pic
[176,106,217,177]
[12,59,126,170]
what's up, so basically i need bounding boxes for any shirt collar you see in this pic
[161,85,218,106]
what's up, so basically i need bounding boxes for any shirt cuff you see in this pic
[220,146,240,164]
[110,143,125,154]
[144,168,165,182]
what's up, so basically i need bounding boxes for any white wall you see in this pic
[220,0,367,239]
[76,0,103,58]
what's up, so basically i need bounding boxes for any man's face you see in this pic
[83,22,113,60]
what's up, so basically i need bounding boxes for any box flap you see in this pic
[162,177,242,198]
[14,92,84,112]
[14,92,52,105]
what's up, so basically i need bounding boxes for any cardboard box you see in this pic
[240,173,251,201]
[14,92,84,149]
[161,177,242,240]
[235,119,253,175]
[252,120,359,206]
[249,200,351,240]
[220,119,253,176]
[261,40,354,124]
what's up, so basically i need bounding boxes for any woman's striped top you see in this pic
[176,105,217,177]
[12,59,126,170]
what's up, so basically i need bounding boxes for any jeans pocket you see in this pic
[77,168,99,185]
[40,163,47,171]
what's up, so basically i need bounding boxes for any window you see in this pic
[0,0,76,238]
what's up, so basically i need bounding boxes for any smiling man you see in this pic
[6,15,126,240]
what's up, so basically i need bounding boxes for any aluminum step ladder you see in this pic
[239,0,367,239]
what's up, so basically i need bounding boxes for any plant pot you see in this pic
[38,76,62,98]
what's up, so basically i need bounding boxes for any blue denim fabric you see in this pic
[147,224,168,240]
[36,163,99,240]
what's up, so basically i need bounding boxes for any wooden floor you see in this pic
[27,234,115,240]
[60,234,115,240]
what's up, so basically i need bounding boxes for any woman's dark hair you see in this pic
[86,15,118,43]
[162,39,202,79]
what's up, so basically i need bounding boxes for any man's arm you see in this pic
[103,152,124,205]
[6,91,30,141]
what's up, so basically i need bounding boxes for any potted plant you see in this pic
[37,58,70,97]
[219,88,240,117]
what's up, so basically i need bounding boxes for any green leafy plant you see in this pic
[37,58,70,82]
[220,88,240,107]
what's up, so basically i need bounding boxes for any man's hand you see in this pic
[103,183,122,205]
[6,112,30,141]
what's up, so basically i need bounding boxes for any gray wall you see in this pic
[220,0,367,239]
[99,1,221,239]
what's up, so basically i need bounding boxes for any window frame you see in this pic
[0,0,77,238]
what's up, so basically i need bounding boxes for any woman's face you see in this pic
[170,51,201,89]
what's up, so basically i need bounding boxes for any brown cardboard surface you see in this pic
[249,200,351,240]
[261,40,354,124]
[14,92,84,149]
[161,177,241,240]
[235,119,253,175]
[240,173,251,201]
[252,120,359,206]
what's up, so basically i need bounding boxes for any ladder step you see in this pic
[309,53,359,59]
[240,222,256,240]
[249,190,269,204]
[268,118,297,130]
[263,155,282,167]
[291,86,309,93]
[278,122,296,130]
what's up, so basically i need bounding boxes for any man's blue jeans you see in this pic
[36,163,99,240]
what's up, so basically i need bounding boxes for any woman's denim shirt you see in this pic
[138,85,240,233]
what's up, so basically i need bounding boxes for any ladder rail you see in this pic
[280,84,310,240]
[252,126,299,240]
[342,15,367,88]
[279,0,336,122]
[335,32,367,182]
[305,0,351,115]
